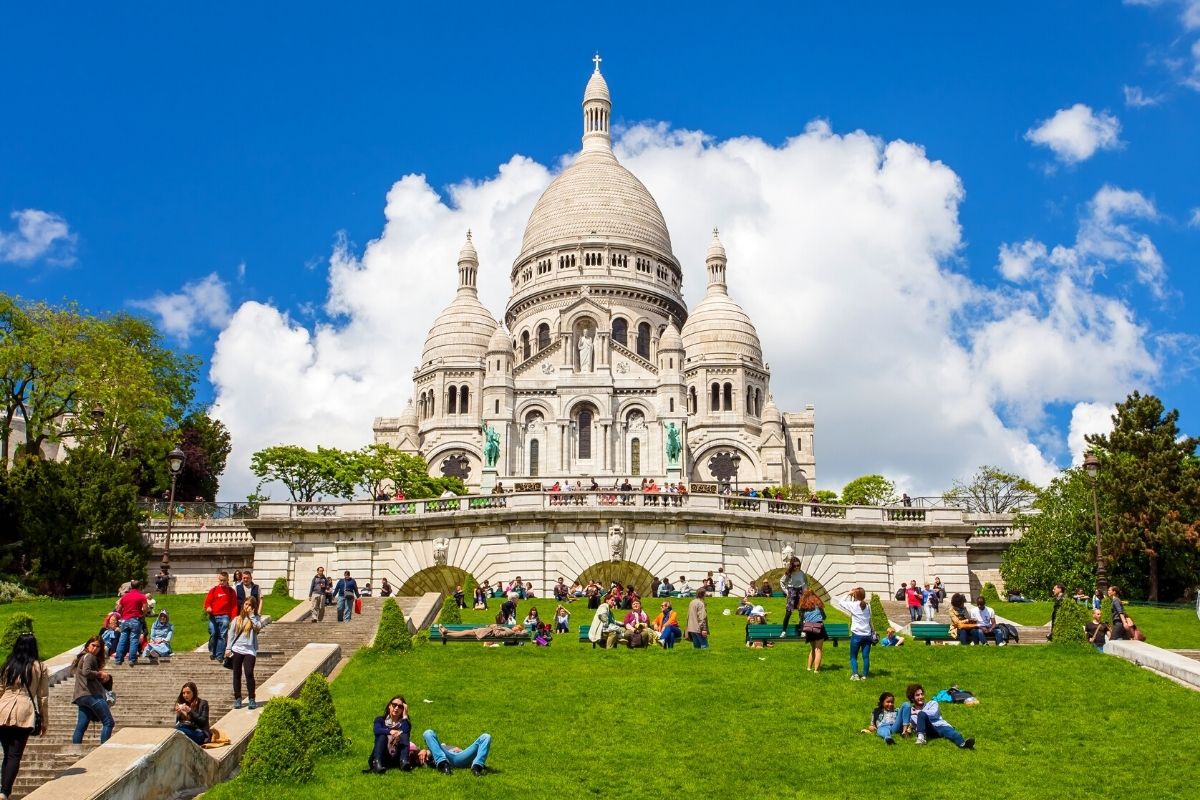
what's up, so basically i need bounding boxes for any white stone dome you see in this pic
[398,399,418,430]
[420,293,497,367]
[761,396,782,425]
[681,291,763,364]
[584,68,610,103]
[517,149,674,263]
[659,321,683,352]
[487,324,511,354]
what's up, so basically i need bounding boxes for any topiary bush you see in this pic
[240,697,313,783]
[438,594,461,625]
[0,613,34,661]
[1050,597,1090,646]
[982,582,1002,604]
[299,673,348,755]
[271,576,290,597]
[373,598,413,653]
[869,594,890,636]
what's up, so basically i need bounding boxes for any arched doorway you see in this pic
[576,561,656,596]
[399,565,478,597]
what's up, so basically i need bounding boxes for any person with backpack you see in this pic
[334,571,360,623]
[0,633,49,799]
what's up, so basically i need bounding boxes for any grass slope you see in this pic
[994,601,1200,649]
[0,593,300,657]
[207,597,1200,800]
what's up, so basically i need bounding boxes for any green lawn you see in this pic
[1,592,300,658]
[993,600,1200,648]
[206,597,1200,800]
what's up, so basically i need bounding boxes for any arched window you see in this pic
[448,386,458,415]
[459,385,469,414]
[612,318,628,347]
[669,398,675,412]
[630,438,641,477]
[529,439,539,477]
[418,394,425,419]
[755,388,762,416]
[689,386,697,414]
[537,323,550,351]
[521,331,531,360]
[636,322,651,359]
[723,383,733,411]
[577,408,593,459]
[711,383,720,412]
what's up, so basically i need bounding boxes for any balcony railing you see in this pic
[139,500,259,520]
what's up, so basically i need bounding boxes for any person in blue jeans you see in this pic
[334,571,360,623]
[863,692,901,744]
[71,637,115,746]
[834,587,874,680]
[900,684,974,749]
[421,728,491,776]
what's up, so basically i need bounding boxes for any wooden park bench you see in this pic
[428,623,530,645]
[745,622,851,646]
[910,622,955,645]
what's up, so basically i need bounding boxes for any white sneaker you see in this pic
[916,734,926,745]
[850,674,860,681]
[998,642,1007,647]
[779,630,788,638]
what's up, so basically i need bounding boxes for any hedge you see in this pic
[271,577,290,597]
[240,697,313,783]
[1051,597,1090,646]
[373,598,413,653]
[299,673,349,756]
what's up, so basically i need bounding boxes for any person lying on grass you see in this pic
[900,684,974,749]
[438,624,527,641]
[419,728,491,776]
[861,691,901,745]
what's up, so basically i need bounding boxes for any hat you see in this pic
[750,605,768,617]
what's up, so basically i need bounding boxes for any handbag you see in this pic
[801,620,825,636]
[25,682,43,735]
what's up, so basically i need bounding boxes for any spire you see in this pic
[457,230,479,293]
[705,227,728,293]
[582,54,612,153]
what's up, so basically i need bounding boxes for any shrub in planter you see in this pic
[869,594,889,636]
[373,598,413,653]
[299,673,348,755]
[1050,596,1090,646]
[240,697,313,783]
[271,577,290,597]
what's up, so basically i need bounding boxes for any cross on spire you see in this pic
[593,52,602,72]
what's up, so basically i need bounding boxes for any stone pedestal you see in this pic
[481,466,498,493]
[666,465,681,484]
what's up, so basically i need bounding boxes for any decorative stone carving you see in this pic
[615,361,628,374]
[665,422,681,465]
[781,542,795,567]
[608,524,624,561]
[577,325,594,372]
[541,363,554,374]
[482,423,500,468]
[433,536,450,566]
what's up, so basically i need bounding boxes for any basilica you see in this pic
[373,59,816,492]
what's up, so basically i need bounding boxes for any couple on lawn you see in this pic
[370,695,491,776]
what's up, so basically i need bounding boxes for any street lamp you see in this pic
[1082,450,1107,596]
[161,446,186,586]
[730,451,742,493]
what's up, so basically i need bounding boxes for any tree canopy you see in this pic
[943,465,1037,512]
[251,444,464,502]
[839,474,897,506]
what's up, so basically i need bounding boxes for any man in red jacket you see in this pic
[204,572,239,661]
[113,579,149,665]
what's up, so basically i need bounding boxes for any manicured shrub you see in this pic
[373,598,413,653]
[869,594,889,636]
[271,576,290,597]
[982,582,1002,604]
[1050,597,1090,646]
[299,673,348,755]
[240,697,313,783]
[0,613,34,661]
[438,594,461,625]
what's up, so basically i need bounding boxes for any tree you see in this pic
[839,474,897,506]
[251,445,345,502]
[943,465,1037,512]
[1000,467,1100,599]
[142,411,231,501]
[1085,392,1200,601]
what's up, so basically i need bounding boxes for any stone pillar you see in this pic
[506,531,548,597]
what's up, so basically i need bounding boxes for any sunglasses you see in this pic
[389,702,403,709]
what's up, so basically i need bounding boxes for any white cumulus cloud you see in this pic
[1025,104,1122,164]
[0,209,77,264]
[208,121,1178,501]
[1068,402,1116,465]
[131,272,232,345]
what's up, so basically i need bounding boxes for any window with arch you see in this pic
[448,385,458,415]
[723,382,733,411]
[494,399,500,414]
[636,322,650,359]
[754,388,762,416]
[630,438,641,477]
[427,391,434,417]
[711,383,720,412]
[669,398,675,412]
[689,386,697,415]
[529,439,539,477]
[577,406,594,459]
[521,331,531,360]
[746,387,753,415]
[611,317,628,347]
[418,394,426,419]
[537,323,550,351]
[459,385,469,414]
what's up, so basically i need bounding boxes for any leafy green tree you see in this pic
[1085,392,1200,601]
[839,474,897,506]
[139,411,231,501]
[811,489,839,504]
[251,445,350,502]
[1000,467,1099,600]
[944,465,1037,512]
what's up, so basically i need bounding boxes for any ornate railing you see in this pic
[139,500,259,520]
[143,527,253,546]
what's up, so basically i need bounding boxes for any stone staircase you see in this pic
[876,597,1049,645]
[11,599,385,800]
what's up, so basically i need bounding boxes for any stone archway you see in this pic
[755,568,830,601]
[576,561,656,596]
[399,565,477,597]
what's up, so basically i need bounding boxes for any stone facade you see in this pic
[374,59,815,492]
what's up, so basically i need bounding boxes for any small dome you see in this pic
[584,66,610,104]
[458,230,478,265]
[659,321,683,352]
[398,400,418,430]
[487,324,512,354]
[420,294,498,366]
[681,293,763,364]
[706,228,727,262]
[761,396,782,425]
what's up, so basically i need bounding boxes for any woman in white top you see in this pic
[834,587,875,681]
[226,597,263,709]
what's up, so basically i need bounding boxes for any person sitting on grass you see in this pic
[901,683,974,749]
[656,577,674,597]
[554,605,570,634]
[759,582,774,598]
[473,585,488,610]
[879,628,905,647]
[496,600,517,627]
[370,695,411,772]
[420,728,491,776]
[862,691,901,745]
[653,601,681,649]
[523,607,543,631]
[744,606,772,648]
[141,610,174,663]
[676,575,695,597]
[736,595,754,615]
[623,599,652,647]
[587,602,625,648]
[173,681,210,746]
[948,593,983,645]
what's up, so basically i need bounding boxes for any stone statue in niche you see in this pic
[781,542,794,567]
[608,524,624,561]
[665,422,682,465]
[577,324,595,372]
[433,536,450,566]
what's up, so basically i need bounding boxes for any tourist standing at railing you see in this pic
[204,572,238,660]
[0,632,48,799]
[236,570,260,610]
[113,579,149,666]
[335,571,360,623]
[308,567,331,622]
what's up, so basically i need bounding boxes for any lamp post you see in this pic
[1082,450,1107,596]
[730,451,742,493]
[162,446,186,585]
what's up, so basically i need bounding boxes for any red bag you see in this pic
[354,598,363,615]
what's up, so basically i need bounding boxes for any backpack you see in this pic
[999,623,1019,643]
[894,588,905,601]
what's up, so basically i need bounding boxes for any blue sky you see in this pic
[2,2,1198,498]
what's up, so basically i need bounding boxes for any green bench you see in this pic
[745,622,850,646]
[428,623,530,645]
[910,622,954,645]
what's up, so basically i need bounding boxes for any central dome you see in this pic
[517,149,675,263]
